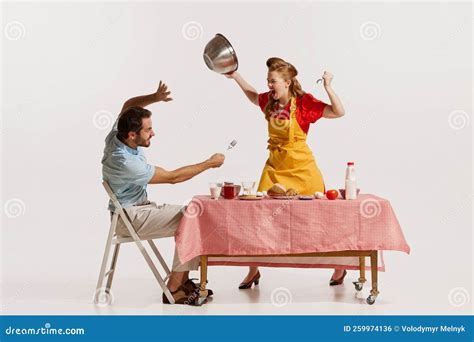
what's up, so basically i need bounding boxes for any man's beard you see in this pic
[137,137,150,147]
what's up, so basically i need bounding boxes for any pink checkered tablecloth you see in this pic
[175,194,410,270]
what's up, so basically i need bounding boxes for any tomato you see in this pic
[325,189,339,200]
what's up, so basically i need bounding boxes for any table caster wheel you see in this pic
[366,295,376,305]
[353,281,363,292]
[196,297,207,306]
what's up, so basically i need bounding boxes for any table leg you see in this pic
[353,255,367,292]
[367,251,379,305]
[359,256,367,283]
[198,256,208,305]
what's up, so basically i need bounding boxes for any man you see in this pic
[101,81,225,305]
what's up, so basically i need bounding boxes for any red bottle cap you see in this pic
[347,162,354,166]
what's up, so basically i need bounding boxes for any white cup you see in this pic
[242,181,256,196]
[209,182,221,200]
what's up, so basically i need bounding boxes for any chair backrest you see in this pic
[102,181,123,212]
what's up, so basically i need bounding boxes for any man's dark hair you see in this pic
[117,106,152,141]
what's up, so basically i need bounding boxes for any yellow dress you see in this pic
[257,96,325,195]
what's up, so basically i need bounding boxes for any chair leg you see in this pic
[105,243,121,293]
[119,210,175,304]
[148,240,171,276]
[94,213,118,304]
[138,240,175,304]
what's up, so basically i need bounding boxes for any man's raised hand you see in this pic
[155,80,173,102]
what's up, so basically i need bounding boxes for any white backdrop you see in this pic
[1,1,472,314]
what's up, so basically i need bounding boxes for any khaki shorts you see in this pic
[116,202,199,272]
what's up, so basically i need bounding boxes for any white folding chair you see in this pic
[94,181,175,304]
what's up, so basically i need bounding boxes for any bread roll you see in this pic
[267,183,286,196]
[285,188,299,196]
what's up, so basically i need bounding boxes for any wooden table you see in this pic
[175,194,410,306]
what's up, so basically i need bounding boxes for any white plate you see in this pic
[270,195,296,200]
[298,195,314,200]
[238,195,263,201]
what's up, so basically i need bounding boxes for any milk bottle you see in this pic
[345,162,357,200]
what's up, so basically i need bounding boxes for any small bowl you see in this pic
[339,188,361,199]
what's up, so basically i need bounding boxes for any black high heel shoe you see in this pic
[238,271,261,289]
[329,270,347,286]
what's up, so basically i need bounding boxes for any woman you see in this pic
[225,57,347,288]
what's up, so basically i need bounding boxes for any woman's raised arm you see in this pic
[225,71,259,106]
